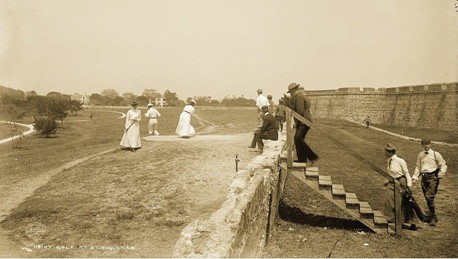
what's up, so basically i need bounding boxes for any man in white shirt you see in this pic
[255,89,269,128]
[145,103,161,135]
[384,143,417,229]
[412,139,447,226]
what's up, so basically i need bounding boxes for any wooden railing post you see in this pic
[394,180,402,234]
[286,109,293,168]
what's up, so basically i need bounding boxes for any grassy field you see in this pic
[0,108,456,257]
[0,106,260,257]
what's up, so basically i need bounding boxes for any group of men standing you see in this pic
[384,139,447,229]
[249,82,448,230]
[248,83,319,168]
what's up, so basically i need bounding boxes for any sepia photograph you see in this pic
[0,0,457,257]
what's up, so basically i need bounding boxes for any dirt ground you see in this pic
[0,111,260,257]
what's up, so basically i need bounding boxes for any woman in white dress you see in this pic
[175,100,196,138]
[120,102,142,151]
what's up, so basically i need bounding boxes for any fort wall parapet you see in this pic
[305,82,458,131]
[173,136,286,257]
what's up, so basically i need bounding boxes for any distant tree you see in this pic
[33,115,58,137]
[164,90,179,106]
[221,97,255,107]
[46,91,62,98]
[89,93,104,105]
[69,100,83,115]
[101,89,120,99]
[142,89,161,101]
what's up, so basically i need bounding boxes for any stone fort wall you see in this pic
[305,82,458,131]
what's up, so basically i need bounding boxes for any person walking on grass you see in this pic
[175,99,196,138]
[383,144,418,230]
[362,116,372,129]
[287,82,318,166]
[145,103,161,136]
[412,139,447,226]
[248,105,278,152]
[120,101,142,151]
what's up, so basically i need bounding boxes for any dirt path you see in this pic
[0,121,35,145]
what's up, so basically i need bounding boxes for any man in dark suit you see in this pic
[288,82,319,166]
[248,105,278,151]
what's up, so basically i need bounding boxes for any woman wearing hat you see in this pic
[120,101,142,151]
[145,103,161,135]
[175,99,196,138]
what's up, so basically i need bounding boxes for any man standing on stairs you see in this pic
[384,144,417,230]
[412,139,447,227]
[287,83,319,166]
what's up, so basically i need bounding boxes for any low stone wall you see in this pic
[173,135,286,257]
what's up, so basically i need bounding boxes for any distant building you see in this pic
[71,93,90,105]
[150,97,168,107]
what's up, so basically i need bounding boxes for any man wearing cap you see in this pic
[120,101,142,151]
[383,143,417,229]
[145,103,161,135]
[256,89,269,128]
[248,105,278,151]
[287,83,319,165]
[412,139,447,226]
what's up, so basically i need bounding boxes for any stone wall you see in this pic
[173,137,286,257]
[306,82,458,131]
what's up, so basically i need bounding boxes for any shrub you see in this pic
[33,116,58,137]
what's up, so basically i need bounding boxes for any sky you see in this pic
[0,0,456,101]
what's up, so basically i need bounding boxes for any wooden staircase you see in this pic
[280,161,389,234]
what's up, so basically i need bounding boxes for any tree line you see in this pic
[0,85,257,137]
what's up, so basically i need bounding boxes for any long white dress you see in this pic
[120,109,142,148]
[175,105,195,138]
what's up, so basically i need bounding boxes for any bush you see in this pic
[33,116,58,137]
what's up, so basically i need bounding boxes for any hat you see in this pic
[147,103,153,107]
[189,99,196,105]
[287,83,300,93]
[421,139,431,145]
[131,101,138,106]
[384,143,396,152]
[261,105,269,109]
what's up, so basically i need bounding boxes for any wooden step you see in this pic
[292,162,307,168]
[373,210,388,228]
[331,184,346,199]
[307,167,319,172]
[305,170,319,178]
[359,202,374,219]
[345,193,359,209]
[318,175,332,188]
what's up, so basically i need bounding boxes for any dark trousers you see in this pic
[421,172,440,218]
[385,177,415,223]
[294,124,318,162]
[250,130,275,150]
